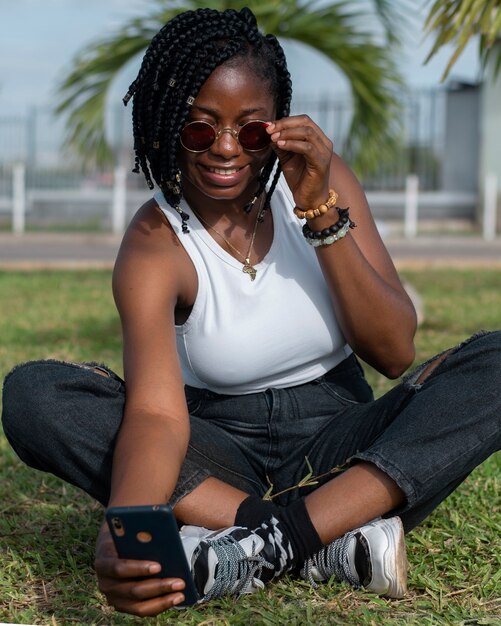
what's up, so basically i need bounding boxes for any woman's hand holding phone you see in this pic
[94,518,188,617]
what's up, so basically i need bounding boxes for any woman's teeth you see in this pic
[208,167,239,175]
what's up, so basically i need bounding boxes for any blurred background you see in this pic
[0,0,499,239]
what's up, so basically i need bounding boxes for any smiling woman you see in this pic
[2,5,500,620]
[176,64,276,209]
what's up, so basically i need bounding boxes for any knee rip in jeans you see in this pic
[403,348,453,389]
[75,362,121,381]
[88,365,111,378]
[2,360,120,395]
[414,350,452,385]
[402,329,493,390]
[49,360,114,378]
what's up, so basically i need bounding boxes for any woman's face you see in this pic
[177,61,276,207]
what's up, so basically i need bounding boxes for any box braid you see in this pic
[123,7,292,232]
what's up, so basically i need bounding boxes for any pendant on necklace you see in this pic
[242,258,257,281]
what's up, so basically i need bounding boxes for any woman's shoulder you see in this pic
[113,197,196,308]
[119,198,180,258]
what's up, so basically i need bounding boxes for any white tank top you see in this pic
[155,175,351,394]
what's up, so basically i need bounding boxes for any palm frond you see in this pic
[55,6,190,165]
[424,0,501,81]
[371,0,417,44]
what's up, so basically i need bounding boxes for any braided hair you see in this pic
[124,7,292,232]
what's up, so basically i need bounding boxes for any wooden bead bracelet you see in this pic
[293,189,338,220]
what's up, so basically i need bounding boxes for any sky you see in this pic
[0,0,483,118]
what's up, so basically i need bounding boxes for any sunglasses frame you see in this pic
[180,119,271,153]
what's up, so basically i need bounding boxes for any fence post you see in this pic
[404,174,419,239]
[13,162,26,234]
[483,173,498,241]
[112,164,127,235]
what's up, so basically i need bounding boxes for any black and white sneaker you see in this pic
[180,516,295,601]
[254,515,294,582]
[180,525,274,601]
[301,517,408,598]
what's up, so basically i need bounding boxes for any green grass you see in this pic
[0,269,500,625]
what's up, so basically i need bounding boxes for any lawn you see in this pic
[0,269,500,625]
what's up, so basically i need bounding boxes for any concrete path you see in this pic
[0,232,500,269]
[0,233,120,269]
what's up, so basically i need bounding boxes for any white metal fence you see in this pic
[0,90,497,237]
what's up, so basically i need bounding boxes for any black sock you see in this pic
[235,495,323,568]
[235,494,279,528]
[278,498,323,565]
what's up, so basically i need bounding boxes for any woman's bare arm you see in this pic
[314,154,417,378]
[94,200,197,616]
[109,200,194,506]
[268,116,416,377]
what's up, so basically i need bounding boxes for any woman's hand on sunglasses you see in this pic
[266,115,333,212]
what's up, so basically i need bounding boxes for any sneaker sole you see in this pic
[382,517,408,599]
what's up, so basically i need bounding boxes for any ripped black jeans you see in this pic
[2,331,500,532]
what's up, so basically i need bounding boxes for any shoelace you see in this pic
[199,534,274,601]
[303,530,361,589]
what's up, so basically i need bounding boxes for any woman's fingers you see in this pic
[266,116,335,208]
[95,555,161,580]
[267,115,333,152]
[105,582,187,617]
[270,126,329,156]
[267,116,332,193]
[99,573,185,598]
[267,114,327,136]
[96,563,189,616]
[272,134,330,163]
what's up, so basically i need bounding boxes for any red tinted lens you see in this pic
[181,122,216,151]
[238,121,270,151]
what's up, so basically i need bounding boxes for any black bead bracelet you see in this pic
[302,207,356,240]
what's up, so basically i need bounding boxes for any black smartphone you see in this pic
[105,504,199,606]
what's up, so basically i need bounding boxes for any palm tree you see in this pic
[424,0,501,81]
[56,0,412,174]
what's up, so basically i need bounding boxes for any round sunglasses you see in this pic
[180,120,271,153]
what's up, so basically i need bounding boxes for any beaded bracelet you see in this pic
[302,207,356,247]
[293,189,338,220]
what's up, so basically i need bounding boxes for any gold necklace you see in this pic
[192,204,263,281]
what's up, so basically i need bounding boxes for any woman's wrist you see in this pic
[293,189,338,220]
[302,206,356,247]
